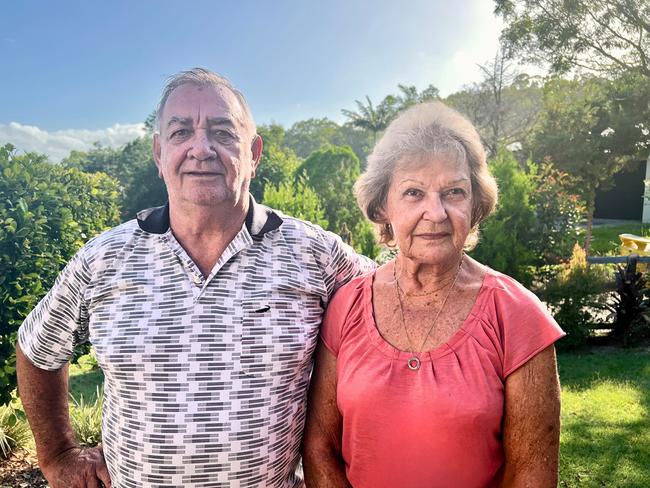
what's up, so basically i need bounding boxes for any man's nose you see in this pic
[423,193,447,222]
[188,130,217,161]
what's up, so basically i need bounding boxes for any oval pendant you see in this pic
[407,357,421,371]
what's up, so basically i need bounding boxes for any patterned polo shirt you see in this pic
[18,197,374,488]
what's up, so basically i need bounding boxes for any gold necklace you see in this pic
[394,274,455,297]
[393,254,464,371]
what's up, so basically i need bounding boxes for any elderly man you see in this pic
[16,68,374,488]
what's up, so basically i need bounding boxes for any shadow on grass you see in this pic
[560,418,650,487]
[558,348,650,487]
[558,348,650,391]
[68,368,104,403]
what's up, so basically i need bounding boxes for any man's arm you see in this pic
[326,232,376,296]
[502,345,561,487]
[301,342,352,488]
[16,344,111,488]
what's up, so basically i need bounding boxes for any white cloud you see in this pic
[0,122,146,162]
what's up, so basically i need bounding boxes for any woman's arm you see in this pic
[301,341,352,488]
[502,345,561,487]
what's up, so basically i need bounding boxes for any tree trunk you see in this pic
[583,187,597,256]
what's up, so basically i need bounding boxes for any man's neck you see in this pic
[168,197,249,277]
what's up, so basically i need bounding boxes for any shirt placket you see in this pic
[159,227,254,302]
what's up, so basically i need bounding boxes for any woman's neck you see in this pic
[394,253,464,296]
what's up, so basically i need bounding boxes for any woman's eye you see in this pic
[404,188,422,197]
[445,188,466,198]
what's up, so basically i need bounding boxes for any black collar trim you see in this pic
[136,195,283,237]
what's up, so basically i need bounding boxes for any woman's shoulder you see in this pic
[477,266,544,310]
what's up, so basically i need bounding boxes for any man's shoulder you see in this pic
[80,218,149,261]
[273,210,334,241]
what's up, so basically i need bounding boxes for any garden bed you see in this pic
[0,450,46,488]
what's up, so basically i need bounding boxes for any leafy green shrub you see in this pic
[0,144,121,406]
[0,404,31,459]
[529,162,585,263]
[262,176,329,229]
[70,388,103,448]
[610,263,650,346]
[297,145,373,254]
[250,132,301,201]
[471,151,537,285]
[76,349,100,371]
[543,244,611,350]
[63,137,167,220]
[472,152,585,285]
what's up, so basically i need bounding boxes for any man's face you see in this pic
[153,83,261,208]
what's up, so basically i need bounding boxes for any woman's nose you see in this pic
[423,193,447,222]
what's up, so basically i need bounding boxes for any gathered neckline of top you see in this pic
[362,269,493,362]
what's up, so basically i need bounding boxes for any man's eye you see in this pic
[213,130,236,141]
[170,129,190,139]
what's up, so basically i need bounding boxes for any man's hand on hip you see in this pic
[42,444,111,488]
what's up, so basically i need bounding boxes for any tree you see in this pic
[296,146,368,249]
[446,48,543,156]
[395,83,440,110]
[0,144,121,405]
[262,177,328,229]
[284,118,371,165]
[530,75,649,253]
[251,137,300,201]
[495,0,650,78]
[119,138,168,219]
[341,95,399,144]
[284,118,341,158]
[471,151,538,284]
[62,137,167,220]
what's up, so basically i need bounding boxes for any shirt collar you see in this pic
[136,195,283,237]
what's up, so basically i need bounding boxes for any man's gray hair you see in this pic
[155,67,256,134]
[355,101,498,248]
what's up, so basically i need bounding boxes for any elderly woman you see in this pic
[301,102,565,488]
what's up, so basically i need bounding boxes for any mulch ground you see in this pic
[0,450,48,488]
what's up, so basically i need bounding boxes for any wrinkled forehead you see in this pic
[395,148,469,175]
[161,83,250,131]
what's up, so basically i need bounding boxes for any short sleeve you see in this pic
[322,231,375,301]
[320,275,368,357]
[18,246,91,371]
[491,275,566,378]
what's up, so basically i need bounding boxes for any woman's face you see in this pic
[382,154,473,266]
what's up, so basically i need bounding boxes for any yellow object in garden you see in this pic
[619,234,650,271]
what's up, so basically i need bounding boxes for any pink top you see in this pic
[320,268,565,488]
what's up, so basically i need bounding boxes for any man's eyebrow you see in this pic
[166,116,192,128]
[205,117,237,128]
[166,116,239,129]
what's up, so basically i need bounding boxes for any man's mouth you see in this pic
[185,171,222,176]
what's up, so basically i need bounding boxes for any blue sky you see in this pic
[0,0,504,160]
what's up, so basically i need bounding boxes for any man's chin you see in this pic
[179,190,240,208]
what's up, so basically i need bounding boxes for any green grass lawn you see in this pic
[590,222,648,255]
[10,349,650,486]
[69,362,103,403]
[558,348,650,487]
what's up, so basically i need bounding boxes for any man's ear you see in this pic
[153,133,163,179]
[250,135,263,178]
